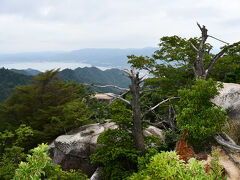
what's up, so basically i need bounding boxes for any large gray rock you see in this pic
[49,122,117,177]
[212,82,240,120]
[49,121,165,177]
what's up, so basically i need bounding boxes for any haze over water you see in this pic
[0,62,110,71]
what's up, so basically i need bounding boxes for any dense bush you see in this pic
[0,70,93,153]
[0,124,34,179]
[13,143,88,180]
[0,70,97,179]
[90,129,139,180]
[0,70,91,139]
[176,79,227,147]
[129,151,226,180]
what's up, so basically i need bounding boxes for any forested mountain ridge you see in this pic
[0,68,32,102]
[11,68,41,76]
[58,67,130,93]
[0,67,129,102]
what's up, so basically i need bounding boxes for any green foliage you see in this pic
[13,143,88,180]
[58,67,130,94]
[90,129,139,180]
[13,144,51,180]
[209,149,226,179]
[144,135,166,151]
[0,124,34,154]
[0,124,34,179]
[0,70,94,178]
[0,70,91,142]
[129,151,226,180]
[209,45,240,82]
[136,148,158,171]
[0,68,32,102]
[0,130,14,149]
[85,97,111,124]
[153,36,212,68]
[224,120,240,144]
[223,64,240,83]
[164,129,179,151]
[14,124,34,147]
[176,79,227,147]
[0,146,26,180]
[110,100,133,129]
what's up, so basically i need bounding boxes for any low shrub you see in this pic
[129,151,226,180]
[13,143,88,180]
[90,129,139,180]
[176,79,227,147]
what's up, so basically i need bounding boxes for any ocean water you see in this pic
[0,61,110,71]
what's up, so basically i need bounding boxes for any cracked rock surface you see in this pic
[212,82,240,120]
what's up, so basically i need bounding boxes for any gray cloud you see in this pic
[0,0,239,53]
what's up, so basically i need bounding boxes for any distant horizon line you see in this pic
[0,62,122,72]
[0,46,158,55]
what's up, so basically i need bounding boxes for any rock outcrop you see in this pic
[49,121,165,177]
[212,82,240,120]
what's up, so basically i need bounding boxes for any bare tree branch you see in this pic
[105,93,131,105]
[207,46,212,54]
[205,42,237,79]
[190,42,198,52]
[142,120,167,130]
[197,22,202,30]
[84,83,129,91]
[215,132,240,165]
[139,73,148,81]
[221,132,237,145]
[122,68,132,78]
[208,35,230,45]
[141,97,179,119]
[140,89,155,94]
[214,133,240,152]
[143,66,152,72]
[108,90,130,105]
[223,147,240,165]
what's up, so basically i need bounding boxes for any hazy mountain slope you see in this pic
[0,68,32,102]
[58,67,130,93]
[0,67,129,102]
[11,68,41,76]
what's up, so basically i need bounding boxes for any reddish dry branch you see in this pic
[204,163,227,178]
[204,163,211,175]
[176,130,228,177]
[176,129,195,161]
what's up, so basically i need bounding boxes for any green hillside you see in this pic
[0,68,32,102]
[0,67,129,102]
[58,67,130,93]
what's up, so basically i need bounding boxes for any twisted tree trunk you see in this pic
[129,69,146,155]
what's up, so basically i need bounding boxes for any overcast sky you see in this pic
[0,0,239,53]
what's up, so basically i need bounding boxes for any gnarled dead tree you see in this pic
[191,23,239,79]
[86,67,177,155]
